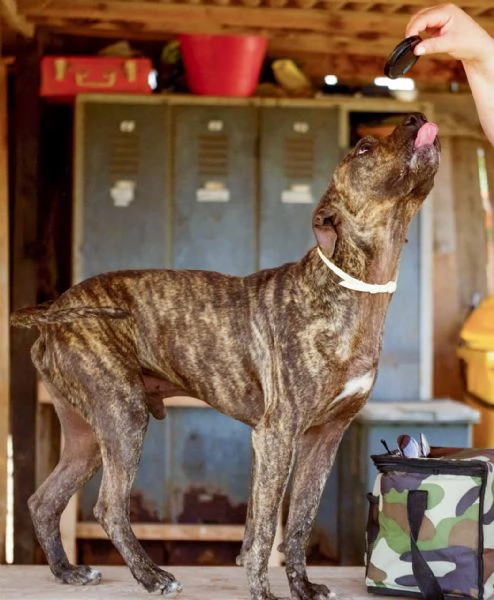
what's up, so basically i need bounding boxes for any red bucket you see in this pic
[179,33,268,97]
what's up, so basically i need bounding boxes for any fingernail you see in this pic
[415,45,426,55]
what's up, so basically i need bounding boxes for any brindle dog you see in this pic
[11,112,440,600]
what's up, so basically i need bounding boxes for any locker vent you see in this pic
[198,134,229,177]
[109,131,140,180]
[284,137,314,179]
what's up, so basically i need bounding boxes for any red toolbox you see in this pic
[40,56,153,100]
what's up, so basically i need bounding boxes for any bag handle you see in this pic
[407,490,444,600]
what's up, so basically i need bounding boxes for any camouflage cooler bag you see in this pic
[365,448,494,600]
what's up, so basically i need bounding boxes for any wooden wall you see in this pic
[423,93,494,401]
[0,58,9,564]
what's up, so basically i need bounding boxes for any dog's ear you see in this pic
[312,207,337,258]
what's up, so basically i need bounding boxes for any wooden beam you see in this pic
[33,18,459,67]
[0,0,34,37]
[337,0,494,5]
[11,1,451,35]
[77,522,245,541]
[18,0,494,38]
[10,35,40,564]
[274,51,466,86]
[0,59,9,565]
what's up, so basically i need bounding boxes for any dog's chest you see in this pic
[333,370,375,403]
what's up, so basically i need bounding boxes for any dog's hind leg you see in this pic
[282,421,350,600]
[28,384,103,585]
[236,449,256,567]
[91,386,182,596]
[244,425,294,600]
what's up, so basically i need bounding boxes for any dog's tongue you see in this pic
[414,122,438,149]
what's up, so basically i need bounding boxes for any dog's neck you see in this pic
[317,248,397,294]
[307,219,410,297]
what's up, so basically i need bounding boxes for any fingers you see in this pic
[405,3,492,61]
[413,35,451,57]
[405,4,453,38]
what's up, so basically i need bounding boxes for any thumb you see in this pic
[414,37,452,56]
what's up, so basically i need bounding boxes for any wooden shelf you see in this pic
[77,522,245,542]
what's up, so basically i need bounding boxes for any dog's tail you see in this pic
[10,303,130,329]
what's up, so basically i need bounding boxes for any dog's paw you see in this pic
[54,565,102,586]
[139,568,183,596]
[235,553,245,566]
[289,580,331,600]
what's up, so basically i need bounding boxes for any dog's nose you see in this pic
[404,113,427,128]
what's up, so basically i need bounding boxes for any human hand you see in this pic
[406,3,494,64]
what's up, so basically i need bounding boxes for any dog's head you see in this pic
[313,112,440,259]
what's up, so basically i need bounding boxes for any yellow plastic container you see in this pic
[458,296,494,447]
[460,296,494,350]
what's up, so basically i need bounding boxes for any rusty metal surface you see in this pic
[79,409,251,565]
[80,408,251,523]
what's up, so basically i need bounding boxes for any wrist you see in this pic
[462,35,494,76]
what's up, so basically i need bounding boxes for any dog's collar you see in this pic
[317,247,397,294]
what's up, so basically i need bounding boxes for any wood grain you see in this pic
[0,565,381,599]
[0,59,9,565]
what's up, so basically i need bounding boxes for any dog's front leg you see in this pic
[244,425,294,600]
[282,421,350,600]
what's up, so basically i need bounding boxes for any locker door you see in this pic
[168,104,255,561]
[74,98,171,548]
[74,98,169,280]
[259,107,340,269]
[373,214,423,400]
[172,105,257,275]
[259,106,341,564]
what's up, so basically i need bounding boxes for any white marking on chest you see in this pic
[334,371,375,403]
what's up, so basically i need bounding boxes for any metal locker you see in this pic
[74,96,170,539]
[165,408,251,525]
[167,104,256,560]
[258,106,341,564]
[74,97,169,281]
[259,107,340,269]
[172,105,257,275]
[373,215,423,400]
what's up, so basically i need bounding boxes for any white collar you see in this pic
[317,247,397,294]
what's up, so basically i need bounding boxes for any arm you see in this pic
[406,3,494,146]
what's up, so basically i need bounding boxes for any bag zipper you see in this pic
[371,455,488,478]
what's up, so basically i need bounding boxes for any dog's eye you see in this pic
[356,142,373,156]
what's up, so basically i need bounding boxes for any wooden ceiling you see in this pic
[2,0,494,89]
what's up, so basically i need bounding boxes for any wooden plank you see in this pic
[18,0,494,9]
[10,37,40,564]
[60,469,78,562]
[452,137,487,313]
[431,136,463,400]
[1,565,376,599]
[285,51,464,85]
[0,59,9,565]
[14,1,451,36]
[484,144,494,295]
[77,522,245,541]
[0,0,34,36]
[18,0,494,34]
